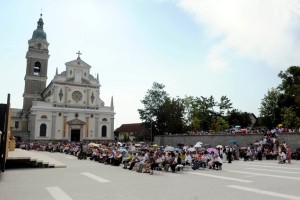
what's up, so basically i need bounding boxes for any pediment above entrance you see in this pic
[67,118,86,125]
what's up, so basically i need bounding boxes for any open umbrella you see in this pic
[152,144,158,147]
[88,142,95,147]
[187,147,196,152]
[88,143,100,148]
[196,142,203,145]
[216,145,223,149]
[117,142,123,146]
[118,147,127,152]
[165,146,175,152]
[194,143,202,148]
[175,147,182,152]
[229,139,237,144]
[206,148,219,154]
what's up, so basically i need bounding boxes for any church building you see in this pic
[11,15,115,142]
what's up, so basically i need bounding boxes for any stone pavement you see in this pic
[1,151,300,200]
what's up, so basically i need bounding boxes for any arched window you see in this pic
[40,124,47,137]
[101,126,107,137]
[34,62,41,75]
[102,118,107,121]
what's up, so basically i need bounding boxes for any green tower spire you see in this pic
[32,13,47,41]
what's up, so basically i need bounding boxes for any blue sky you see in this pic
[1,0,300,128]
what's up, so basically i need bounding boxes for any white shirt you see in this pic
[185,155,192,163]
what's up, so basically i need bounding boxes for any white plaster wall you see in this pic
[34,111,52,139]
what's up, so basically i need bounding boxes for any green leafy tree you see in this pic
[260,87,281,127]
[227,109,252,128]
[281,107,300,128]
[278,66,300,115]
[215,116,229,132]
[192,117,200,132]
[156,97,186,134]
[138,82,187,136]
[183,96,212,131]
[218,95,233,115]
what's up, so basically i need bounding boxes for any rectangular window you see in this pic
[15,121,19,129]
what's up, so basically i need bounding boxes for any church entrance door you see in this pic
[71,129,80,142]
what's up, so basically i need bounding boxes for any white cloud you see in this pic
[177,0,300,69]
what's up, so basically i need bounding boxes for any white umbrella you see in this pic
[117,142,123,146]
[194,143,202,148]
[188,147,196,152]
[118,147,127,152]
[165,146,175,152]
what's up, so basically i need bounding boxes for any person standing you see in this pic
[286,145,292,164]
[227,146,233,163]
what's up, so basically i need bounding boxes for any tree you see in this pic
[281,107,300,128]
[226,109,252,128]
[191,117,200,132]
[218,95,233,115]
[215,116,229,132]
[156,97,186,134]
[138,82,169,136]
[278,66,300,115]
[260,87,281,127]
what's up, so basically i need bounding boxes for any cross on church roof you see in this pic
[76,51,82,59]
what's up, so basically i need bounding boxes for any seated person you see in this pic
[244,148,252,161]
[144,153,155,174]
[150,154,163,174]
[278,151,286,164]
[90,148,100,161]
[122,152,133,168]
[213,154,223,170]
[170,153,181,173]
[185,152,193,165]
[163,152,175,172]
[192,153,207,170]
[111,151,123,166]
[136,153,147,173]
[208,153,216,169]
[128,153,139,170]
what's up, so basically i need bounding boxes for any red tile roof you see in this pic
[115,123,150,136]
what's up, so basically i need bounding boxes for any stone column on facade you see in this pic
[51,113,57,139]
[21,115,28,132]
[86,116,89,138]
[64,86,69,104]
[63,115,67,138]
[86,88,90,107]
[110,117,115,140]
[30,114,36,140]
[96,90,100,108]
[53,85,58,103]
[95,115,99,138]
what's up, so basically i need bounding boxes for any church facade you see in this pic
[11,15,115,142]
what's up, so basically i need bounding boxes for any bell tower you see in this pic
[22,14,50,114]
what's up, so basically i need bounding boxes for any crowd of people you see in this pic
[16,133,299,174]
[17,141,228,174]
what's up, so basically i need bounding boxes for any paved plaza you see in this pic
[1,151,300,200]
